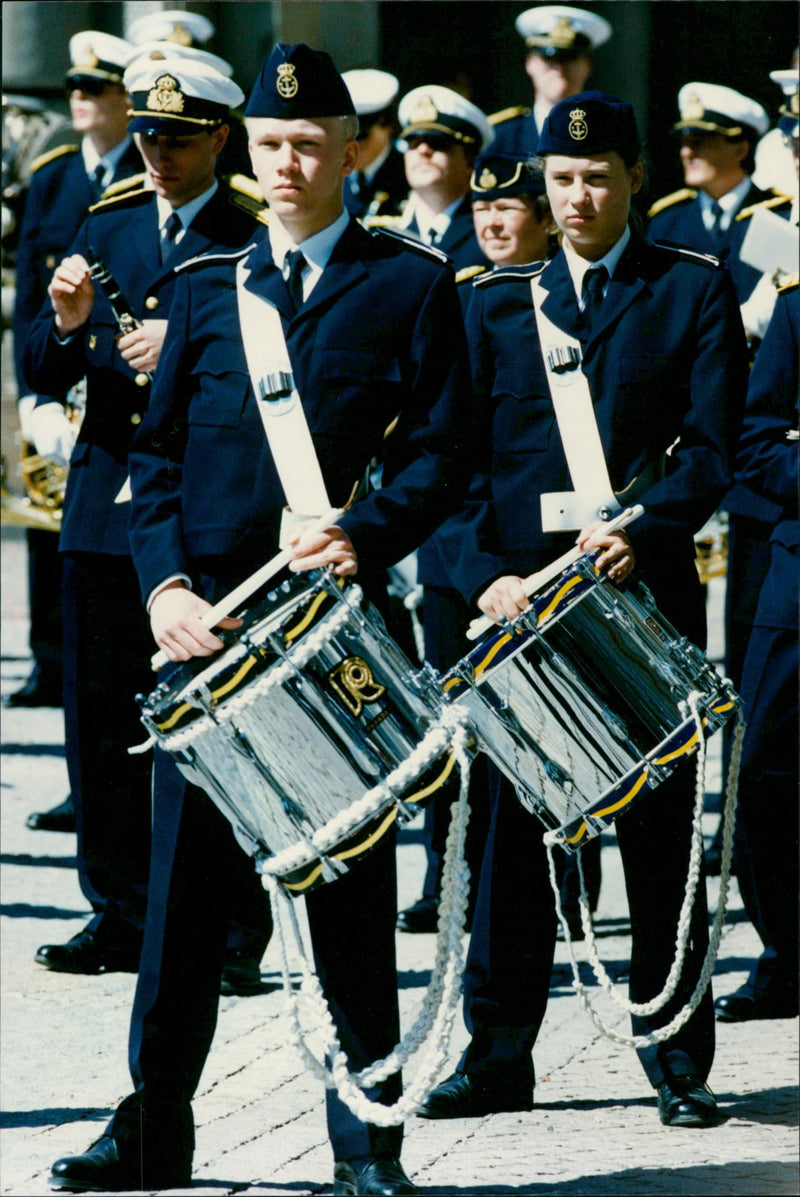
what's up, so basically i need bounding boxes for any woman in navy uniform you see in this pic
[715,277,799,1024]
[48,44,471,1197]
[420,92,747,1129]
[9,32,142,721]
[23,55,271,990]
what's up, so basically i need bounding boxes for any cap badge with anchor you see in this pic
[277,62,299,99]
[569,108,588,140]
[479,166,498,189]
[147,75,185,114]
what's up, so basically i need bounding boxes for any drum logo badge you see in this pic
[147,75,185,114]
[569,108,588,141]
[277,62,299,99]
[328,656,387,721]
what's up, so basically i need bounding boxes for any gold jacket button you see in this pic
[46,254,56,268]
[130,412,143,425]
[145,296,159,311]
[134,373,149,388]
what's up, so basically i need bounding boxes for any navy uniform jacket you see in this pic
[22,182,260,557]
[647,183,793,305]
[344,146,408,220]
[487,105,540,157]
[13,140,144,396]
[403,194,489,273]
[441,235,748,643]
[127,217,472,604]
[735,280,799,630]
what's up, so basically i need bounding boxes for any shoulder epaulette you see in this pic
[647,188,698,218]
[223,173,269,226]
[652,240,722,269]
[456,265,489,285]
[488,105,530,126]
[88,184,150,213]
[735,192,794,221]
[362,213,404,229]
[777,272,799,294]
[175,243,257,275]
[29,143,79,174]
[474,261,546,288]
[369,225,450,263]
[100,172,147,199]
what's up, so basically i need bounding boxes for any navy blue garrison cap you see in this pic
[245,43,356,119]
[538,91,641,161]
[471,152,546,201]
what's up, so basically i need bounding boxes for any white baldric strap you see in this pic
[237,256,332,545]
[531,275,620,531]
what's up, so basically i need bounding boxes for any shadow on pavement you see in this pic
[1,853,76,869]
[0,902,84,919]
[0,1108,111,1129]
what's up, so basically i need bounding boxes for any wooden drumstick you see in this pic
[150,506,344,671]
[465,504,644,642]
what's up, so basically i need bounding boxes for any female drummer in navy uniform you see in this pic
[48,43,471,1197]
[420,92,748,1129]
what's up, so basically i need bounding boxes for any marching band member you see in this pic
[420,92,748,1129]
[9,31,141,724]
[715,276,799,1025]
[23,54,271,991]
[488,4,612,156]
[48,43,471,1196]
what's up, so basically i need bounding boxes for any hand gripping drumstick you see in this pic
[150,506,344,671]
[465,504,644,643]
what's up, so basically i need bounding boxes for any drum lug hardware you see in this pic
[185,681,219,719]
[229,725,316,837]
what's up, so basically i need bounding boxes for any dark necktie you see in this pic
[161,211,183,264]
[90,162,106,201]
[708,200,724,242]
[581,265,608,325]
[284,249,307,312]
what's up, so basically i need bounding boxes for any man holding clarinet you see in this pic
[22,52,272,991]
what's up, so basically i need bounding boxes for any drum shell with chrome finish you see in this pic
[441,554,740,851]
[139,572,455,893]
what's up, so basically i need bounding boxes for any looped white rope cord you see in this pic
[545,698,744,1047]
[262,718,474,1125]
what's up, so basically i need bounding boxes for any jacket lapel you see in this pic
[295,219,368,321]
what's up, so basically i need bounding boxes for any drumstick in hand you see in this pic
[465,504,644,642]
[150,506,344,670]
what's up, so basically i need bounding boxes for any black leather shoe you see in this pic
[220,949,262,995]
[50,1134,191,1192]
[35,929,140,975]
[656,1075,719,1127]
[5,664,62,708]
[396,897,438,934]
[715,987,798,1022]
[26,794,76,833]
[417,1070,533,1119]
[333,1155,417,1195]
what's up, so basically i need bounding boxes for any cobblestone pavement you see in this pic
[1,525,798,1196]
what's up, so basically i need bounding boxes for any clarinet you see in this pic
[87,247,151,387]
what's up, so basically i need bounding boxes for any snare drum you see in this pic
[441,553,740,851]
[139,572,462,894]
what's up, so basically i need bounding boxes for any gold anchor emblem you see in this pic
[479,167,498,189]
[683,93,705,121]
[147,75,185,114]
[568,107,588,141]
[328,656,386,717]
[277,62,299,99]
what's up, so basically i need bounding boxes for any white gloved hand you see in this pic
[18,395,77,466]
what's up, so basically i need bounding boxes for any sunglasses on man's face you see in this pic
[67,78,110,97]
[405,132,459,153]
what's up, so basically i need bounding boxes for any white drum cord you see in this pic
[544,694,745,1048]
[262,709,474,1126]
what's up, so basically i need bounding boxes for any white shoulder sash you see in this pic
[531,275,620,531]
[236,256,332,543]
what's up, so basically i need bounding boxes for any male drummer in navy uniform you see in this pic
[9,31,142,729]
[419,92,748,1129]
[48,43,470,1197]
[489,4,612,156]
[23,54,272,990]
